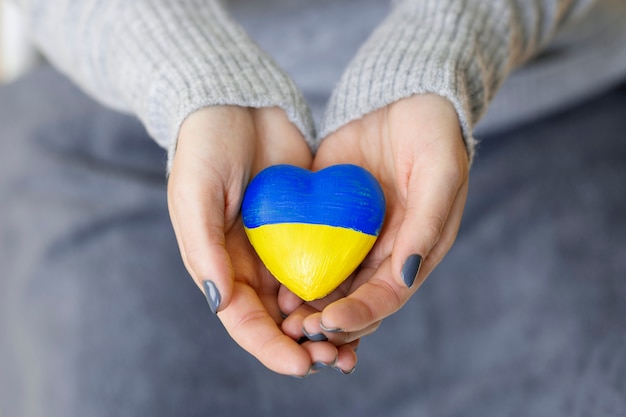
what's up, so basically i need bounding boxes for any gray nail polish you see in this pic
[203,280,221,314]
[333,366,356,375]
[290,369,311,379]
[303,328,328,342]
[401,254,422,288]
[319,321,342,333]
[311,361,330,372]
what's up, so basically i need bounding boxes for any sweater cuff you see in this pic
[104,1,314,171]
[321,0,514,164]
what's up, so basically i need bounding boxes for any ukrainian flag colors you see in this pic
[242,164,385,301]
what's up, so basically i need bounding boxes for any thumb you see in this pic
[168,178,236,314]
[391,161,464,290]
[167,106,258,314]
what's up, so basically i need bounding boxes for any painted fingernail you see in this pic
[320,321,343,333]
[202,280,221,314]
[290,368,311,379]
[401,254,422,288]
[311,361,330,372]
[303,328,328,342]
[333,366,356,375]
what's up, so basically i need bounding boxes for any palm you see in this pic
[221,201,291,324]
[281,106,407,333]
[170,105,360,375]
[282,95,469,348]
[313,109,405,284]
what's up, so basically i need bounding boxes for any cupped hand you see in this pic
[280,94,469,348]
[168,106,357,376]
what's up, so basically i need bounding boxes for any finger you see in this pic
[319,184,467,333]
[299,341,340,375]
[282,304,372,345]
[168,107,256,312]
[298,336,359,375]
[392,153,467,289]
[258,285,288,324]
[218,281,312,376]
[277,284,305,317]
[168,173,235,313]
[413,179,468,281]
[302,311,381,345]
[334,341,359,375]
[319,257,406,332]
[281,303,319,340]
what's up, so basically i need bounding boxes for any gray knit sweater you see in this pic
[15,0,626,169]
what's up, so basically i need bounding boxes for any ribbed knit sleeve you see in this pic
[15,0,315,170]
[321,0,597,162]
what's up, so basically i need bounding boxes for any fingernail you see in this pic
[311,361,330,372]
[202,280,221,314]
[401,254,422,288]
[320,321,342,333]
[303,328,328,342]
[333,366,356,375]
[290,368,311,379]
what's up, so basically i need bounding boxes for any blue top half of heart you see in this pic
[242,164,386,236]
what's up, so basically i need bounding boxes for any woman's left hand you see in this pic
[280,94,469,352]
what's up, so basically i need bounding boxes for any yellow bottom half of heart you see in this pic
[245,223,378,301]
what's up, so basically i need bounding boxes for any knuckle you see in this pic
[182,245,205,275]
[439,158,467,188]
[423,214,446,247]
[444,165,464,187]
[233,309,268,336]
[429,229,459,266]
[368,279,405,315]
[183,239,225,279]
[167,181,196,211]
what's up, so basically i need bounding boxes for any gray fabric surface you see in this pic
[1,66,625,416]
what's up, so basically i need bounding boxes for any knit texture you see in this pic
[320,0,597,163]
[17,0,315,170]
[16,0,606,168]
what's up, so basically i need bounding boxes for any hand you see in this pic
[168,106,357,376]
[280,94,469,351]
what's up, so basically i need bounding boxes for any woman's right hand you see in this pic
[167,106,359,376]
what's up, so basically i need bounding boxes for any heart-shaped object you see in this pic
[242,164,385,301]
